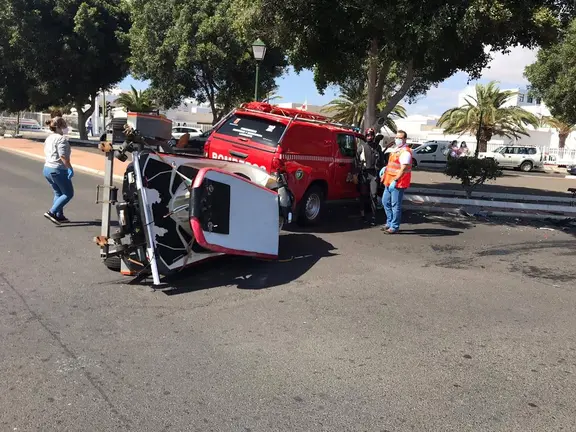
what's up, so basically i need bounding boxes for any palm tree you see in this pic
[325,78,407,131]
[115,86,157,112]
[325,78,366,127]
[541,116,576,149]
[263,93,283,103]
[437,81,539,154]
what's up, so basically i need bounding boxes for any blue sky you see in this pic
[120,46,537,117]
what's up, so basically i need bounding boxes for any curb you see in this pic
[405,193,576,215]
[403,204,575,222]
[0,146,124,182]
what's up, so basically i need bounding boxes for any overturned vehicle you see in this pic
[95,113,294,286]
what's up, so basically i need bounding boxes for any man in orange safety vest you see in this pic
[379,130,412,234]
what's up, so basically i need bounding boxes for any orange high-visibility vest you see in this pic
[383,147,413,188]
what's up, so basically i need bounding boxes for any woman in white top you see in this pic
[43,117,74,224]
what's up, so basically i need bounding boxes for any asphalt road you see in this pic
[1,152,576,432]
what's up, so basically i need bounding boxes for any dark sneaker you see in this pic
[44,211,61,225]
[56,215,70,223]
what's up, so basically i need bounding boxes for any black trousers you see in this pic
[359,169,379,217]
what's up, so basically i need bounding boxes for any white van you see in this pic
[411,140,452,169]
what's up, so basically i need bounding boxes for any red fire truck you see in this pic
[204,102,369,225]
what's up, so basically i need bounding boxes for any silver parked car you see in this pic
[478,145,544,172]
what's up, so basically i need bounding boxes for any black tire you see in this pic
[103,256,122,272]
[412,159,418,169]
[297,184,325,226]
[520,161,533,172]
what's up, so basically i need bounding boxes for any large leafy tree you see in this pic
[437,82,540,153]
[525,19,576,128]
[235,0,573,129]
[130,0,287,124]
[325,77,407,132]
[0,0,131,139]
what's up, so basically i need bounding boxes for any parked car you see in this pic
[168,128,213,154]
[204,102,367,226]
[172,126,202,139]
[567,164,576,176]
[18,122,43,132]
[411,140,452,169]
[187,128,212,153]
[478,145,543,172]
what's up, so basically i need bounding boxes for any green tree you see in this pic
[0,0,131,139]
[130,0,287,124]
[234,0,572,129]
[115,86,157,112]
[325,77,407,131]
[525,20,576,128]
[541,116,576,149]
[437,82,540,153]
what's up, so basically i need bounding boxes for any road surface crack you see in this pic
[0,273,132,429]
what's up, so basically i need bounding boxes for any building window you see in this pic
[536,98,541,105]
[527,96,533,103]
[518,94,525,103]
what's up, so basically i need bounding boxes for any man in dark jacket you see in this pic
[355,128,384,225]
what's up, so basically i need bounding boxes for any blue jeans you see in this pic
[382,186,406,231]
[43,166,74,216]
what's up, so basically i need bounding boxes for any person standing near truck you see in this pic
[355,128,383,225]
[43,117,74,225]
[380,130,412,234]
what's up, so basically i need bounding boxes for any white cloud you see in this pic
[480,46,538,84]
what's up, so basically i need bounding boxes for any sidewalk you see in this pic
[0,138,128,181]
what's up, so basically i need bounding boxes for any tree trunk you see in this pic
[76,97,95,141]
[76,103,87,140]
[208,99,219,125]
[477,140,488,153]
[475,126,491,155]
[364,38,379,131]
[374,61,392,106]
[375,61,415,123]
[559,132,568,149]
[15,111,21,136]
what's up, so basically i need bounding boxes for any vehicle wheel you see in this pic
[103,256,122,272]
[412,159,418,169]
[520,161,533,172]
[297,185,325,226]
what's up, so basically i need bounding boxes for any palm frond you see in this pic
[116,85,157,112]
[437,81,539,143]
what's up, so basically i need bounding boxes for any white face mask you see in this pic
[394,138,403,146]
[62,127,69,135]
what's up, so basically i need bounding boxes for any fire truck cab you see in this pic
[204,102,367,225]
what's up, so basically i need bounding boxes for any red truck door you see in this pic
[331,133,359,200]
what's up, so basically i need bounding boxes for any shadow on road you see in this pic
[56,219,118,228]
[399,228,462,237]
[163,233,337,295]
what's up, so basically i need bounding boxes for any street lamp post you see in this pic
[252,38,267,101]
